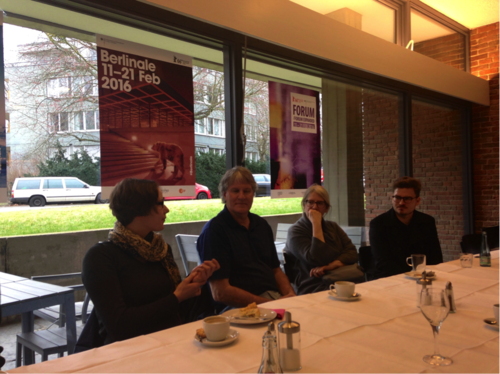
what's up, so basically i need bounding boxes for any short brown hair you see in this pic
[109,178,159,226]
[218,166,257,203]
[392,176,422,197]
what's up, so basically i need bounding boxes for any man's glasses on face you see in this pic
[392,195,416,203]
[305,200,326,207]
[156,200,165,207]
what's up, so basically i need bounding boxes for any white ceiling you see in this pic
[291,0,499,38]
[421,0,499,29]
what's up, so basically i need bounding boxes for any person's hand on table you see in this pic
[191,259,220,284]
[310,260,344,278]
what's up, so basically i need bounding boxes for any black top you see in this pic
[82,241,182,344]
[286,215,358,295]
[197,206,280,298]
[369,208,443,279]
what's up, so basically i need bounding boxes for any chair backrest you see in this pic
[460,234,482,254]
[276,223,293,243]
[175,234,202,276]
[482,226,499,249]
[341,226,369,250]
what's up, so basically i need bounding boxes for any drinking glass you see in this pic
[420,288,452,366]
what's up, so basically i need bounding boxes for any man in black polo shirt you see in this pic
[369,176,443,280]
[197,166,296,308]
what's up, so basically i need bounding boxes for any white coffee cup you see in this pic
[494,304,499,323]
[202,316,230,342]
[330,281,355,298]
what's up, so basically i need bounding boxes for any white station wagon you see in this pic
[11,177,105,207]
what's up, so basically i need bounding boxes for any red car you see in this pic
[164,183,211,200]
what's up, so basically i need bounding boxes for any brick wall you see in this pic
[414,33,465,71]
[363,89,400,226]
[412,101,463,261]
[470,22,499,233]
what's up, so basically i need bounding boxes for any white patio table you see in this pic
[9,252,499,373]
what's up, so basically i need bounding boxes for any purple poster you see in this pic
[269,82,321,198]
[97,35,195,198]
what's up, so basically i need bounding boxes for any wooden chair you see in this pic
[460,234,482,254]
[16,325,84,366]
[340,226,369,251]
[175,234,202,276]
[482,226,499,249]
[16,273,91,366]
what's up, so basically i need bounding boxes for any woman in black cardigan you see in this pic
[82,178,219,346]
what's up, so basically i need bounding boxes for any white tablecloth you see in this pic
[10,253,499,373]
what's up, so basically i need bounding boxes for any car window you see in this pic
[16,180,41,190]
[264,175,270,182]
[43,179,63,189]
[65,179,86,188]
[254,175,263,182]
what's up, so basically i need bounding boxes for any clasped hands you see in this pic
[174,259,220,302]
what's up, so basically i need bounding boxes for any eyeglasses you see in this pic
[392,195,416,203]
[155,200,165,207]
[305,200,327,207]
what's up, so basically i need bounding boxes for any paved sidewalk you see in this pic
[0,318,55,371]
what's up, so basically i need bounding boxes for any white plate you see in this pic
[194,329,239,347]
[328,290,361,301]
[222,308,277,325]
[484,318,499,331]
[404,271,437,280]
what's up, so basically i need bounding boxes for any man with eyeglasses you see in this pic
[369,176,443,280]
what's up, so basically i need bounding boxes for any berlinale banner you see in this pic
[97,35,195,199]
[269,81,321,199]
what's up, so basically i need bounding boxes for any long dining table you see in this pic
[8,252,499,373]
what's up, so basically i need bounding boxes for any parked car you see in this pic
[11,177,104,207]
[253,174,271,196]
[164,183,211,200]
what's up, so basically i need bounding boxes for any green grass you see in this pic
[0,197,302,237]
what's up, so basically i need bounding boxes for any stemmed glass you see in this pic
[419,287,453,366]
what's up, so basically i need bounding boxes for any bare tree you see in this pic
[6,32,99,162]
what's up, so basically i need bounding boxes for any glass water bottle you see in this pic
[480,231,491,267]
[258,322,282,374]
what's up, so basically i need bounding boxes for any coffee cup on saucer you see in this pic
[494,304,499,323]
[203,316,230,341]
[330,281,355,298]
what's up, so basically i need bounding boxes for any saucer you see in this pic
[194,329,239,347]
[484,318,499,331]
[404,271,437,280]
[328,290,361,301]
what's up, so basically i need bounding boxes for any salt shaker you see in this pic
[278,311,301,371]
[445,281,457,313]
[416,271,432,307]
[258,322,282,373]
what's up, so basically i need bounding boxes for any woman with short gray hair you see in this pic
[286,184,363,295]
